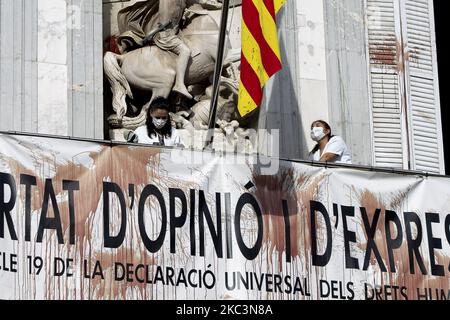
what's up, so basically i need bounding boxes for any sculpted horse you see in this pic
[104,8,240,130]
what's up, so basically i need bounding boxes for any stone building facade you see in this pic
[0,0,444,173]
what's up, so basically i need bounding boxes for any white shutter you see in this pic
[401,0,444,173]
[367,0,406,168]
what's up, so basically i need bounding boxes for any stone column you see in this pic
[37,0,69,136]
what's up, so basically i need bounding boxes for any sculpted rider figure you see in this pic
[152,0,222,99]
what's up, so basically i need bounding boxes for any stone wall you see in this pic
[324,0,372,166]
[0,0,103,139]
[256,0,374,165]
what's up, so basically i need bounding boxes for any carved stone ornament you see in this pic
[104,0,256,151]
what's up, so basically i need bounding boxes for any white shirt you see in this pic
[309,136,352,164]
[134,126,184,147]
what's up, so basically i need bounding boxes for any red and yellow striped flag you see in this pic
[238,0,286,117]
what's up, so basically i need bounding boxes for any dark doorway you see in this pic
[434,0,450,174]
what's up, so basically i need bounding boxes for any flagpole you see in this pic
[204,0,231,150]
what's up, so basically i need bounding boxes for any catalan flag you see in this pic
[238,0,286,117]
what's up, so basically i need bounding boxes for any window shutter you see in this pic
[367,0,406,168]
[401,0,444,173]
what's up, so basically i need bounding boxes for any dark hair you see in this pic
[146,97,173,139]
[310,120,334,155]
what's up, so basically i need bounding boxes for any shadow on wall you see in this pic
[103,4,112,49]
[259,3,308,161]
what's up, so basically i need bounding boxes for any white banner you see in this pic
[0,133,449,300]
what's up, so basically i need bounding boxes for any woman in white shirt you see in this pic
[309,120,352,164]
[133,98,184,147]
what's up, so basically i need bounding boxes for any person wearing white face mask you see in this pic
[133,97,184,147]
[309,120,352,164]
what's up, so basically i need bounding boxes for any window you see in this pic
[367,0,444,173]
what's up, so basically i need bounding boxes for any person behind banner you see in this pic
[309,120,352,164]
[131,98,185,148]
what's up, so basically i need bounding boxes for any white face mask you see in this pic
[311,127,327,142]
[153,118,168,130]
